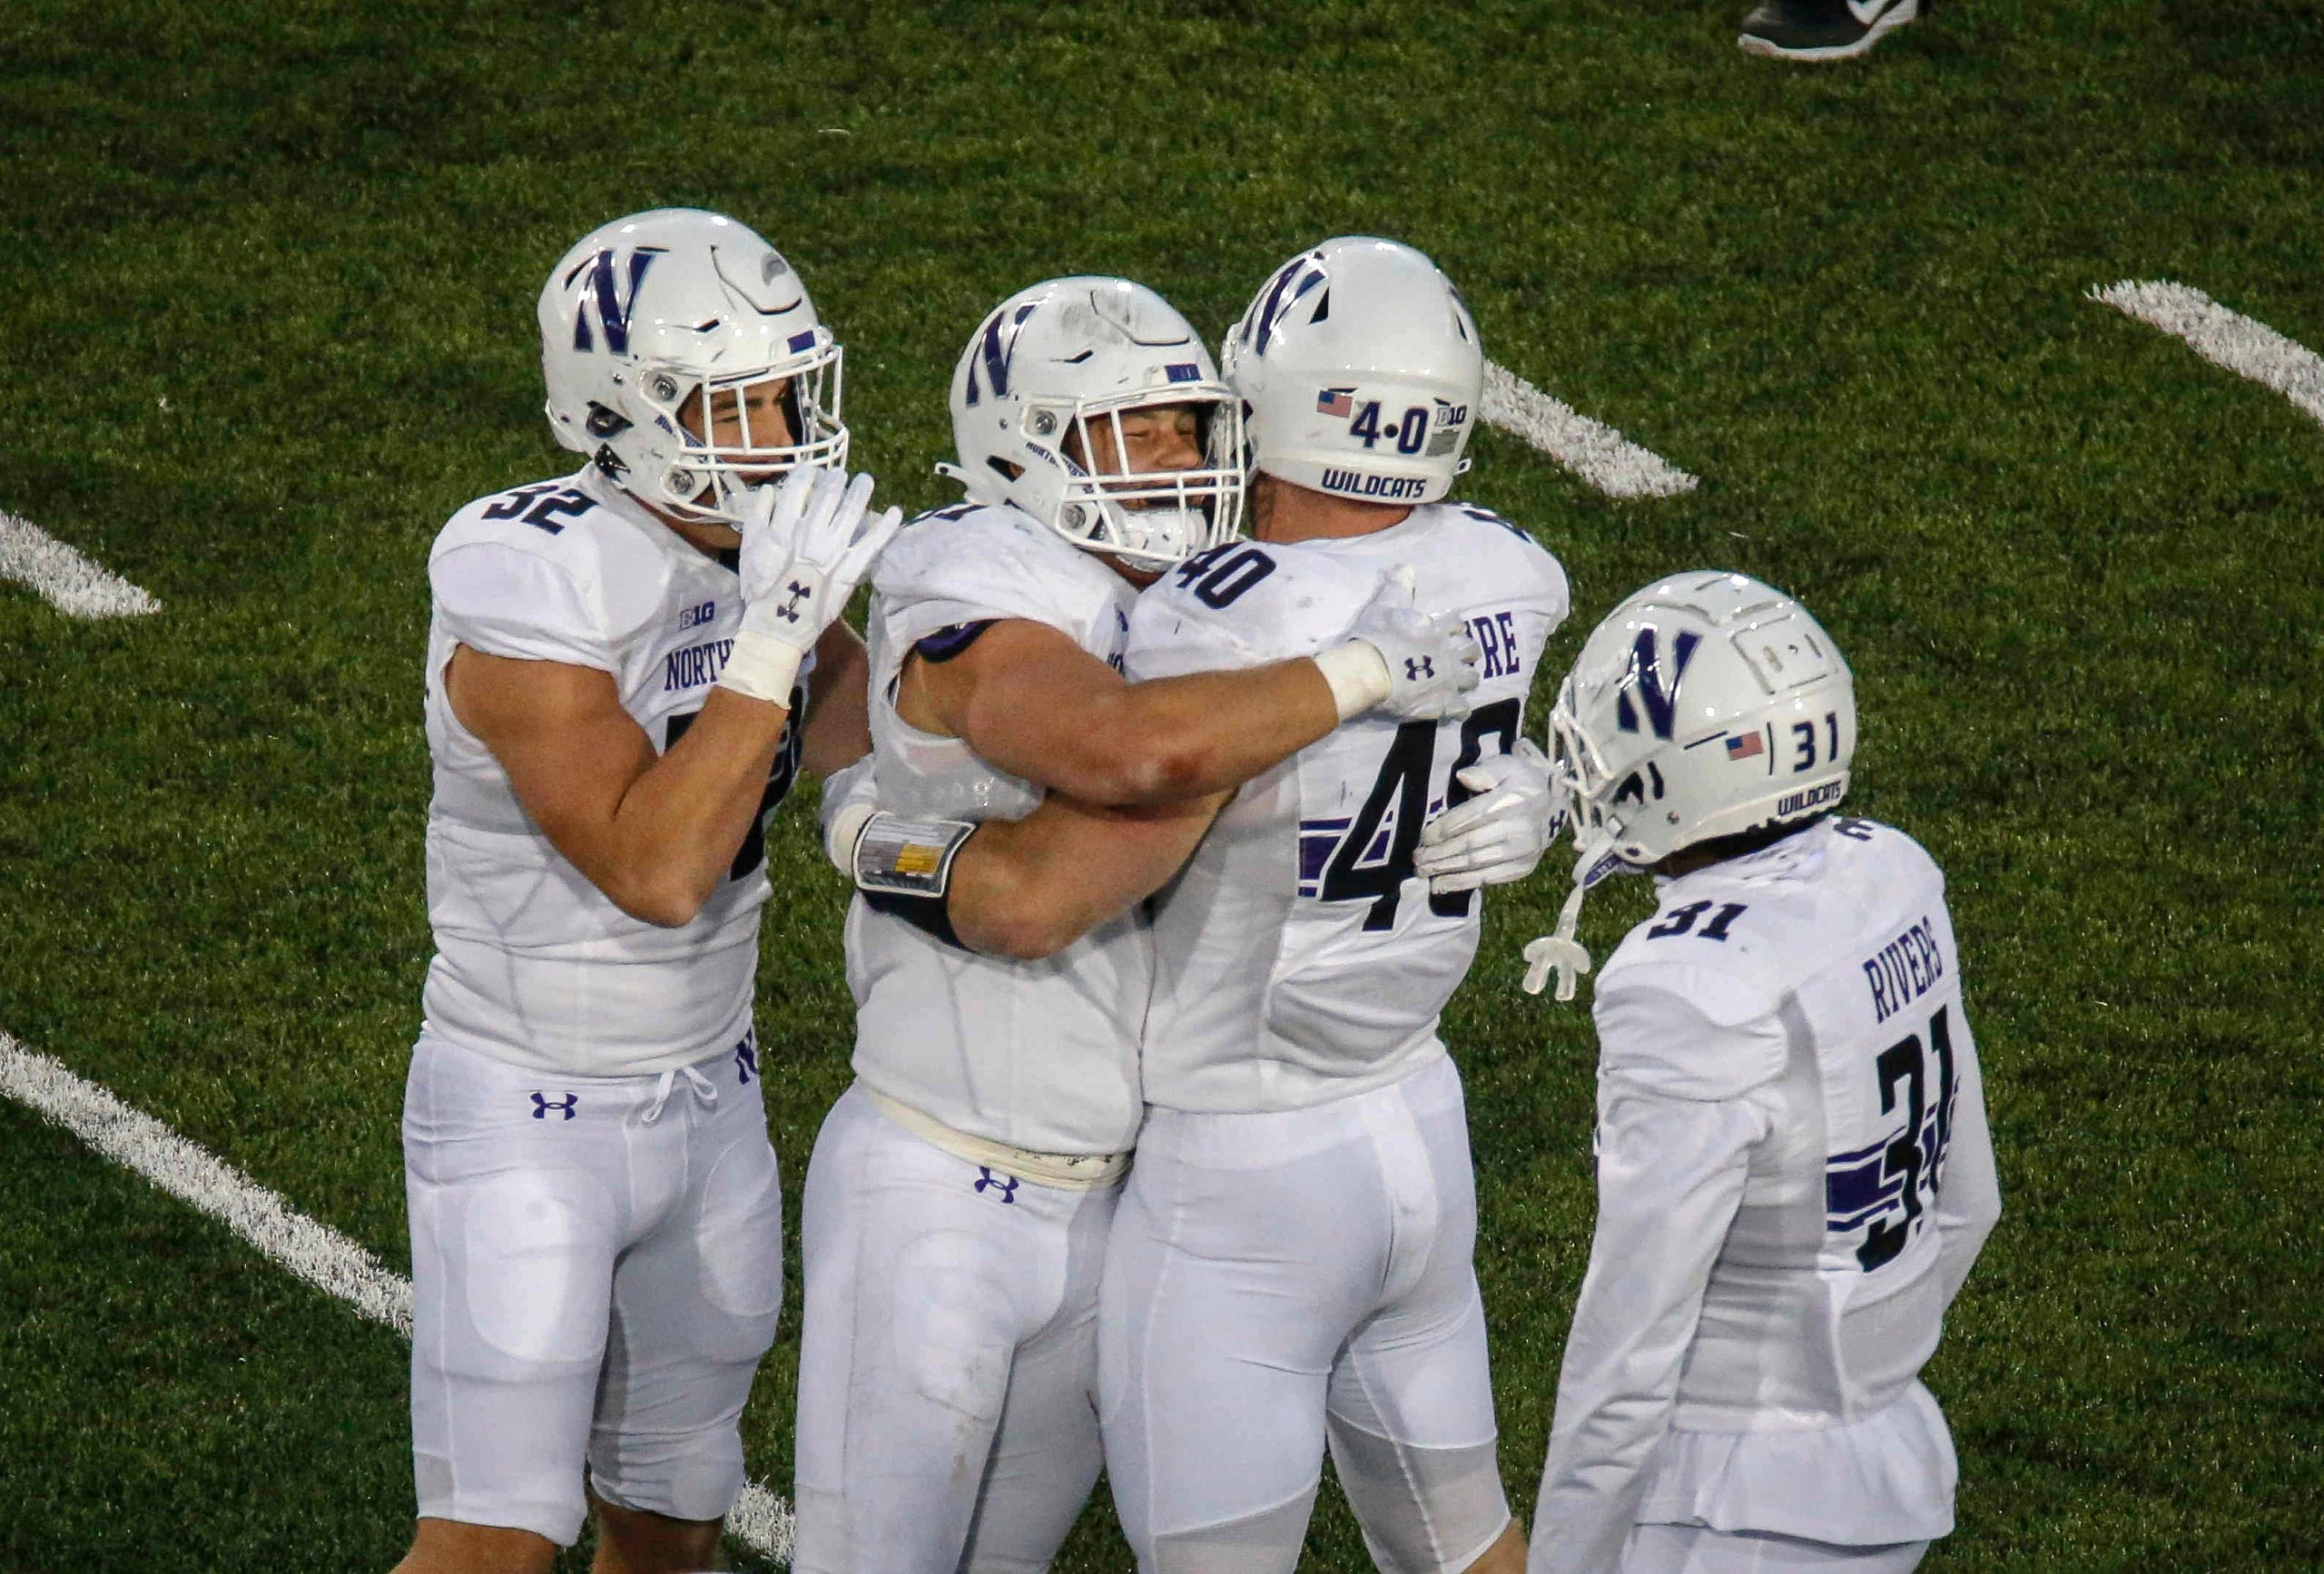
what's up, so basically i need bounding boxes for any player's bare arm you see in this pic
[799,619,872,781]
[448,649,790,929]
[898,618,1337,806]
[899,563,1480,809]
[942,788,1226,959]
[454,466,899,929]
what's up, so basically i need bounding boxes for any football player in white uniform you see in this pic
[397,209,901,1574]
[831,240,1571,1573]
[792,275,1486,1574]
[1517,573,2002,1573]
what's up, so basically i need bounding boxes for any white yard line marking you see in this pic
[0,511,161,618]
[1481,360,1699,498]
[0,1031,795,1564]
[2090,280,2324,427]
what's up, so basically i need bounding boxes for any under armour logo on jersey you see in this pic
[774,581,811,622]
[1405,655,1435,682]
[567,246,665,355]
[530,1092,578,1121]
[1615,628,1701,740]
[973,1166,1019,1204]
[734,1030,758,1085]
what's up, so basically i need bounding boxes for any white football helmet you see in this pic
[537,208,846,526]
[940,277,1245,568]
[1521,572,1856,1001]
[1222,237,1482,507]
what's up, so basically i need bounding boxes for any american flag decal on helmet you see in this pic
[1317,388,1355,417]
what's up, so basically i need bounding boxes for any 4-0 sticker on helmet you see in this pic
[1346,400,1433,457]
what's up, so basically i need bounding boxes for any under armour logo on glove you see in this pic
[530,1092,578,1121]
[973,1166,1019,1204]
[1406,655,1435,681]
[774,581,812,623]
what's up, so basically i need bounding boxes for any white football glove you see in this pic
[1313,567,1482,722]
[717,466,904,704]
[1414,739,1566,894]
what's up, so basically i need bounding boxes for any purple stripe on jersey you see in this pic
[1825,1154,1903,1223]
[1828,1134,1891,1166]
[915,620,996,663]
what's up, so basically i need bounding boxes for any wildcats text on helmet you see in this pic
[1319,469,1431,501]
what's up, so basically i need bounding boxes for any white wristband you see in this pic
[716,630,805,706]
[1313,640,1391,722]
[823,800,875,875]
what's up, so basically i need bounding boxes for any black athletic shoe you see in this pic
[1738,0,1923,60]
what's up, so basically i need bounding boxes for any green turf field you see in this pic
[4,0,2320,1568]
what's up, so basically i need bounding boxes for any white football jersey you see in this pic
[843,502,1148,1156]
[422,467,808,1078]
[1126,502,1570,1113]
[1531,816,2000,1569]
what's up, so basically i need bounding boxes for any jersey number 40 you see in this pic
[1319,697,1521,930]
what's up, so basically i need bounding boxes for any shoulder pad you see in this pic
[1592,959,1787,1101]
[434,477,674,645]
[1427,500,1571,618]
[874,502,1122,634]
[1134,540,1380,667]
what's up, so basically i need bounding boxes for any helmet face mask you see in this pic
[946,277,1245,569]
[1225,237,1483,507]
[1035,391,1244,566]
[539,209,848,526]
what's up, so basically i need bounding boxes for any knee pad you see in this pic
[1327,1420,1510,1574]
[1149,1487,1318,1574]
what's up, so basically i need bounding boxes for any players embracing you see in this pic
[819,238,1570,1572]
[793,265,1512,1572]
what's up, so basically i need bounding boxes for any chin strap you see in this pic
[1521,831,1622,1001]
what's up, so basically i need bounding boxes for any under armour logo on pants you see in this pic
[531,1092,578,1121]
[974,1166,1019,1204]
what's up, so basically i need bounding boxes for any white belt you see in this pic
[862,1085,1131,1191]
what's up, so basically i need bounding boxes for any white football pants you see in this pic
[793,1084,1117,1573]
[1620,1526,1928,1572]
[402,1028,783,1545]
[1100,1052,1511,1574]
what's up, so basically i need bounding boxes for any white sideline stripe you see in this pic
[0,511,161,618]
[2090,280,2324,427]
[1481,360,1699,498]
[0,1031,796,1565]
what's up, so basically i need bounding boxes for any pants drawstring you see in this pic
[639,1062,721,1126]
